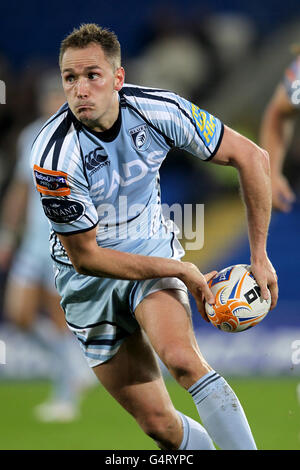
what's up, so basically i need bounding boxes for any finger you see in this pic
[204,270,218,283]
[284,189,296,203]
[196,297,210,323]
[253,273,269,301]
[201,273,217,304]
[192,287,210,322]
[282,182,296,202]
[273,196,291,213]
[199,281,215,305]
[268,279,279,310]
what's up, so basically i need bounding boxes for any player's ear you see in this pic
[114,67,125,91]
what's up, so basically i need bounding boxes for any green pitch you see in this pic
[0,377,299,450]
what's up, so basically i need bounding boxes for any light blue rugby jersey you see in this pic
[30,84,224,266]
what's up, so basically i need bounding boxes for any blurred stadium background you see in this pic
[0,0,299,450]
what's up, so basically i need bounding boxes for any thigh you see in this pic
[134,289,211,385]
[93,328,176,420]
[4,279,40,327]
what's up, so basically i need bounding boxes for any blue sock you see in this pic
[177,411,215,450]
[189,370,257,450]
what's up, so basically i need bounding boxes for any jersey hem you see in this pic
[53,222,98,237]
[205,122,224,161]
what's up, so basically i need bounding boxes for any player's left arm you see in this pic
[212,125,278,309]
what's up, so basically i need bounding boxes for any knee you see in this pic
[162,347,211,388]
[138,411,180,449]
[13,316,33,330]
[5,308,33,330]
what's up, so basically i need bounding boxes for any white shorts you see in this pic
[54,233,187,368]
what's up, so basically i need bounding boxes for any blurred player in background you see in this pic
[260,52,300,213]
[260,51,300,406]
[0,71,95,422]
[31,24,278,449]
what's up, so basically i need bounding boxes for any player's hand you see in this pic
[250,255,278,310]
[272,174,296,212]
[180,262,217,322]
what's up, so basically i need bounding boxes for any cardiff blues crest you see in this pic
[129,124,151,151]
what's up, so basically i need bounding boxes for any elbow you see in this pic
[69,254,91,275]
[74,263,88,275]
[234,143,270,176]
[73,258,92,275]
[71,251,104,277]
[260,148,271,176]
[249,147,270,176]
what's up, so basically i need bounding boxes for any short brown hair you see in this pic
[59,23,121,70]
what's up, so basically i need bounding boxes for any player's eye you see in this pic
[88,72,100,80]
[65,75,75,83]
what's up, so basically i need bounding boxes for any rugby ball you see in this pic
[205,264,271,333]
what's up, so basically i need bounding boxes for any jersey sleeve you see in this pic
[121,85,224,161]
[173,95,224,160]
[30,114,98,236]
[283,57,300,109]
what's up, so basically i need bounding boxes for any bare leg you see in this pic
[4,280,40,328]
[135,289,211,389]
[93,327,183,449]
[135,289,256,450]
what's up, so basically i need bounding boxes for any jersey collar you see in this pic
[69,105,122,142]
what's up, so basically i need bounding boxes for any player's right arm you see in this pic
[259,83,297,212]
[30,107,216,314]
[57,227,216,311]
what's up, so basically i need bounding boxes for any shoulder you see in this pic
[32,102,70,146]
[31,103,80,172]
[119,83,195,146]
[120,83,189,115]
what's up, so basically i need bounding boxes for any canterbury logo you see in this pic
[85,146,109,171]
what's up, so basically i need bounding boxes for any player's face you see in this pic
[61,43,124,131]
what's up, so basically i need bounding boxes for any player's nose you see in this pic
[75,78,89,98]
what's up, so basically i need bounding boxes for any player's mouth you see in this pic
[76,104,94,112]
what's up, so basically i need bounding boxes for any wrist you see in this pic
[250,250,268,264]
[175,261,187,282]
[176,261,194,283]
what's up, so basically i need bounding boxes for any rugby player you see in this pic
[31,24,278,449]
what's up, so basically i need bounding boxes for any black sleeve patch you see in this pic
[42,197,85,224]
